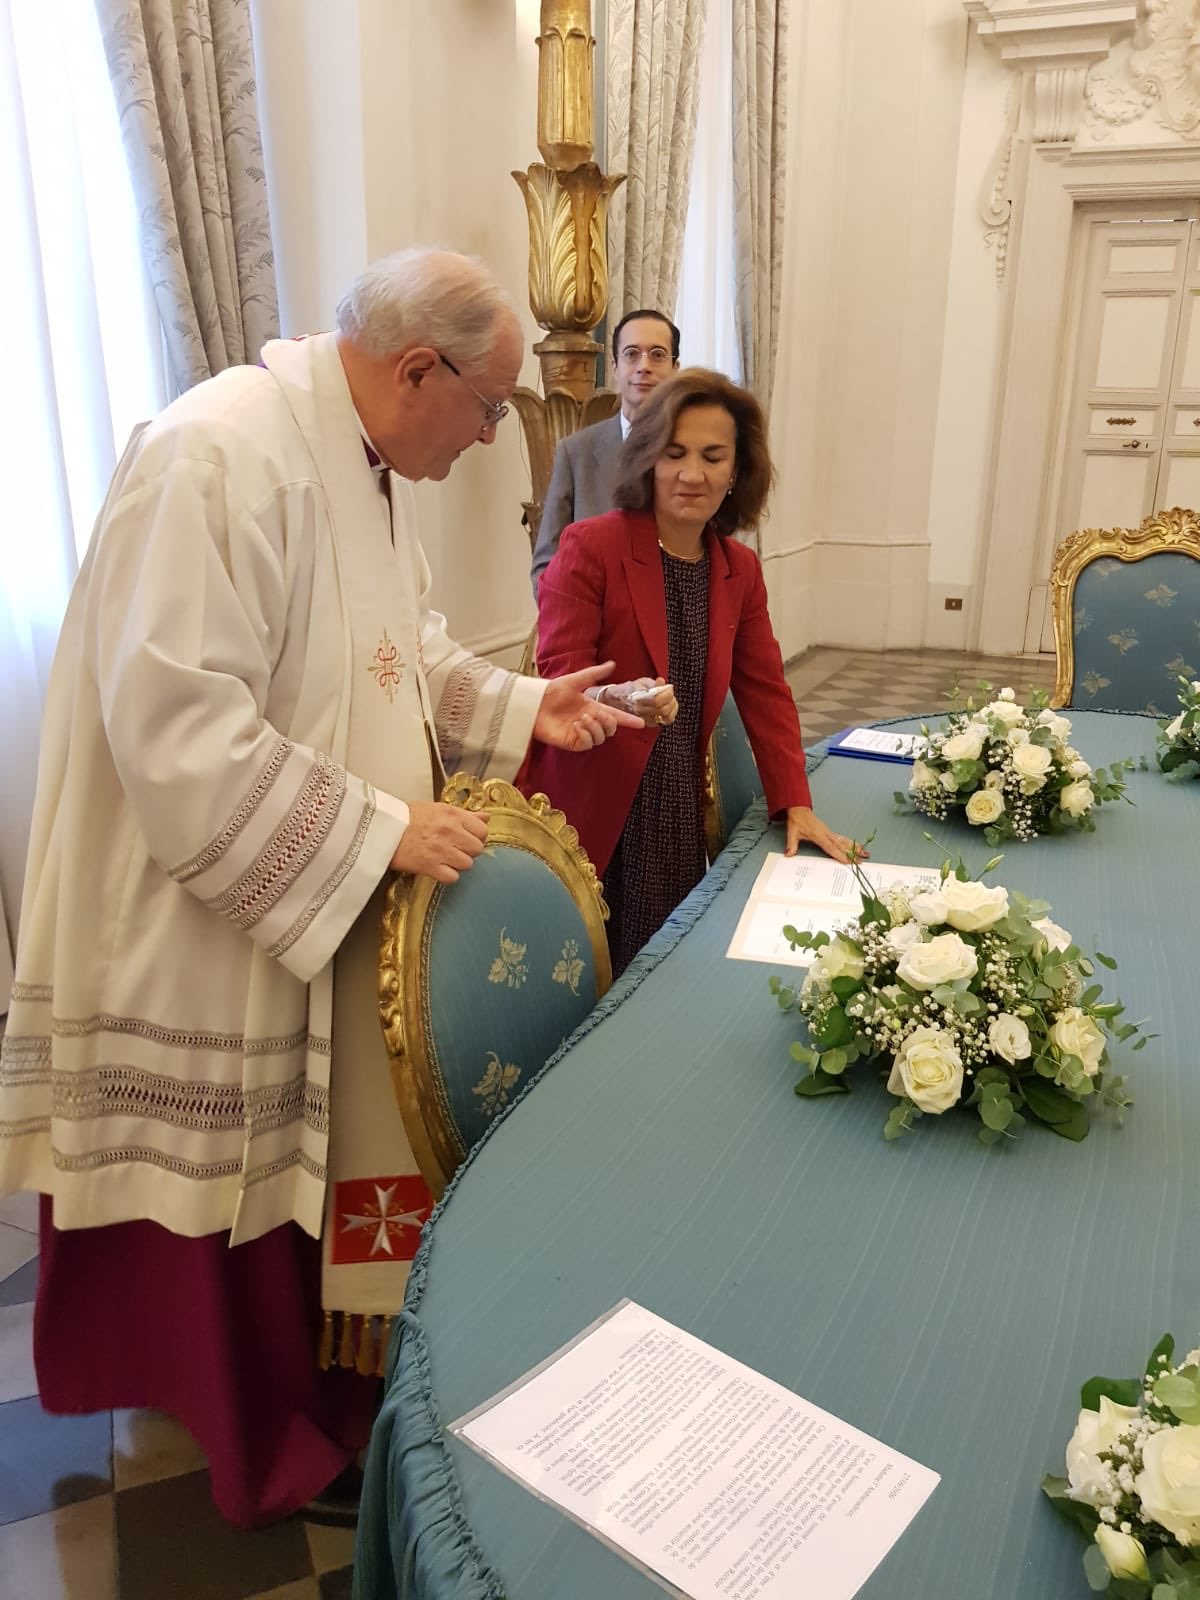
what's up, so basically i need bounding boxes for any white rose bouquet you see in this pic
[770,849,1149,1145]
[1044,1334,1200,1597]
[898,684,1134,843]
[1157,676,1200,782]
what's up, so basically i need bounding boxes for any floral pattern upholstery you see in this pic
[708,692,764,852]
[1069,551,1200,714]
[419,846,603,1161]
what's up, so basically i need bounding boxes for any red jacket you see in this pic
[520,509,811,874]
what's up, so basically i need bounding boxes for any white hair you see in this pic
[335,247,518,369]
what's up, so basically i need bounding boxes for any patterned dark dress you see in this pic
[603,549,710,977]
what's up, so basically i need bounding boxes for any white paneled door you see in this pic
[1032,205,1200,651]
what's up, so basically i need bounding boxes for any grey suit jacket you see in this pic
[530,414,625,595]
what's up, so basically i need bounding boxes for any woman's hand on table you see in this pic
[784,807,867,865]
[586,676,678,727]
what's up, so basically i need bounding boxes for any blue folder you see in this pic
[825,726,920,765]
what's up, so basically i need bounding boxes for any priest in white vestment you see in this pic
[0,249,639,1526]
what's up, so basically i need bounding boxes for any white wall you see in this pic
[251,0,545,666]
[770,0,980,658]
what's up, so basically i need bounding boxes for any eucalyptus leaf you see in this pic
[795,1068,852,1098]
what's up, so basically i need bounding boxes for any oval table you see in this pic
[355,710,1200,1600]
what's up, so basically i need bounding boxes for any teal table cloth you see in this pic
[355,711,1200,1600]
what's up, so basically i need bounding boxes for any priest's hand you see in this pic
[534,663,644,752]
[390,802,490,884]
[784,807,867,865]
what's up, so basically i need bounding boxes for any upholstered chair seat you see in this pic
[379,777,610,1198]
[1051,509,1200,714]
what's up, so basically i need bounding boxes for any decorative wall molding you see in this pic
[981,84,1019,279]
[966,1,1138,274]
[1084,0,1200,141]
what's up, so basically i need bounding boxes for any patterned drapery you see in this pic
[606,0,710,333]
[95,0,279,389]
[732,0,788,404]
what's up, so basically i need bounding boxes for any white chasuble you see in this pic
[0,333,545,1276]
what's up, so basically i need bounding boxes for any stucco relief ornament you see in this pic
[1085,0,1200,140]
[981,84,1018,282]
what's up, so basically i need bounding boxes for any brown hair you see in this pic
[612,367,774,538]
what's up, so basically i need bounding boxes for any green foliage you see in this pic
[794,1067,851,1098]
[1080,1375,1142,1411]
[1042,1475,1101,1539]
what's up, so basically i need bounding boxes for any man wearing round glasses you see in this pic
[530,308,680,594]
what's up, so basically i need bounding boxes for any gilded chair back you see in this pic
[378,777,611,1199]
[1050,508,1200,713]
[703,692,764,859]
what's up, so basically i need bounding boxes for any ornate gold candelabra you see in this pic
[511,0,624,557]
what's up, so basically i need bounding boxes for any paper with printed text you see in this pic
[452,1301,939,1600]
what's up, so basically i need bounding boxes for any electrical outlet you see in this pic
[944,597,963,611]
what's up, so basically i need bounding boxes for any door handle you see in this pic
[1106,416,1135,426]
[1121,440,1143,449]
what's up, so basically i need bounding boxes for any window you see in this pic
[674,0,741,380]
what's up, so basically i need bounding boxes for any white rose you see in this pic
[1059,780,1095,818]
[999,687,1016,701]
[1165,714,1184,741]
[885,921,922,957]
[1094,1526,1149,1581]
[1020,775,1047,795]
[1135,1424,1200,1546]
[800,964,827,1001]
[1032,916,1072,954]
[1012,742,1052,779]
[1067,759,1092,778]
[988,1012,1031,1063]
[817,936,865,983]
[942,728,985,763]
[985,700,1025,727]
[886,1026,964,1113]
[909,889,948,926]
[910,759,938,791]
[896,932,978,990]
[939,771,959,793]
[1006,727,1030,748]
[939,879,1009,930]
[1192,680,1200,695]
[965,788,1005,826]
[1037,709,1073,742]
[984,770,1005,790]
[1050,1006,1105,1076]
[1065,1397,1140,1507]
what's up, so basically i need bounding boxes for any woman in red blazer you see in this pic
[522,368,857,976]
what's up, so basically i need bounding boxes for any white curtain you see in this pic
[606,0,710,344]
[732,0,788,405]
[674,0,741,380]
[0,0,169,1012]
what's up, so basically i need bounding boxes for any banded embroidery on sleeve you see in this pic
[206,754,348,931]
[434,658,495,770]
[266,794,377,960]
[172,735,293,884]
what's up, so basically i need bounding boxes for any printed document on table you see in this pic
[452,1300,939,1600]
[726,853,941,967]
[827,727,924,761]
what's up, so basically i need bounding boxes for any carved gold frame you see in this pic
[701,743,725,862]
[378,775,611,1199]
[1049,507,1200,707]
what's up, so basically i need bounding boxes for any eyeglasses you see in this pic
[618,345,673,367]
[438,353,509,430]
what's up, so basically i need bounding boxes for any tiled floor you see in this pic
[0,645,1055,1600]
